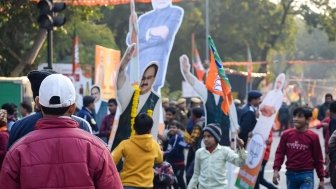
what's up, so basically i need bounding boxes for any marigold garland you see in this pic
[131,84,140,136]
[147,109,153,117]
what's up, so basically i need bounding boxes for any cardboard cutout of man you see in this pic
[127,0,184,91]
[252,73,285,140]
[235,74,285,189]
[91,85,109,134]
[112,44,161,150]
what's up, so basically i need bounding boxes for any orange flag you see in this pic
[205,36,232,115]
[191,33,205,81]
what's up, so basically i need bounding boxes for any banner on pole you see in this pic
[95,45,121,100]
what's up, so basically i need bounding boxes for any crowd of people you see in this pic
[0,68,335,189]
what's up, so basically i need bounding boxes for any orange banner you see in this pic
[31,0,183,6]
[95,45,120,100]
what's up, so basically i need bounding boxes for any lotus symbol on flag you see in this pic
[213,74,222,92]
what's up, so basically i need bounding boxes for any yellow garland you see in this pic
[131,84,140,136]
[147,109,153,117]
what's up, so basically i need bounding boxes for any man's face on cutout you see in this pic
[140,66,156,94]
[91,87,100,102]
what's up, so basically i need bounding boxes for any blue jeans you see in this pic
[286,170,314,189]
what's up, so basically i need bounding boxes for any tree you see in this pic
[2,0,335,96]
[0,1,116,76]
[0,1,43,76]
[245,0,336,88]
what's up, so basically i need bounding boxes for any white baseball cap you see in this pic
[39,74,76,108]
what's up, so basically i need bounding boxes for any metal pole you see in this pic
[45,0,53,70]
[205,0,209,62]
[46,29,53,70]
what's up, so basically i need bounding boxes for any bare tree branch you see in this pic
[10,29,47,76]
[0,39,22,62]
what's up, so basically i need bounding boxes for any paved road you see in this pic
[257,128,332,189]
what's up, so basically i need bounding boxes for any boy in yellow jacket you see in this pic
[112,113,163,188]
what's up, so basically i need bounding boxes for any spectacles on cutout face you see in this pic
[142,75,155,81]
[91,91,99,96]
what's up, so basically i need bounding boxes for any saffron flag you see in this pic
[191,33,205,81]
[206,36,232,115]
[72,30,80,75]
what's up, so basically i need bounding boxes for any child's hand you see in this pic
[236,137,244,149]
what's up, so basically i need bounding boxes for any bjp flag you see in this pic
[205,36,232,115]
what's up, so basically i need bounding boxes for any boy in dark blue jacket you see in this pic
[77,96,98,133]
[164,120,186,189]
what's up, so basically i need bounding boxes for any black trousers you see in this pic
[254,160,277,189]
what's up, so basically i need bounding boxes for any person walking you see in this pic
[329,124,336,188]
[318,93,333,121]
[164,120,186,189]
[8,70,92,149]
[77,95,98,133]
[273,107,325,189]
[188,124,247,189]
[99,98,117,143]
[254,132,277,189]
[239,91,262,147]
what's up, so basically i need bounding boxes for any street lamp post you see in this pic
[46,27,53,69]
[205,0,209,62]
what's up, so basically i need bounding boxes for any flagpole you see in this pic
[245,46,249,100]
[205,0,209,62]
[191,33,195,75]
[249,75,253,90]
[72,25,77,75]
[246,43,253,99]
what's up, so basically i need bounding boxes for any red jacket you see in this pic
[0,128,9,170]
[0,116,122,189]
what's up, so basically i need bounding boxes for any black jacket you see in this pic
[8,112,92,149]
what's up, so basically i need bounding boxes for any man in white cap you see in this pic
[8,70,92,149]
[0,74,122,189]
